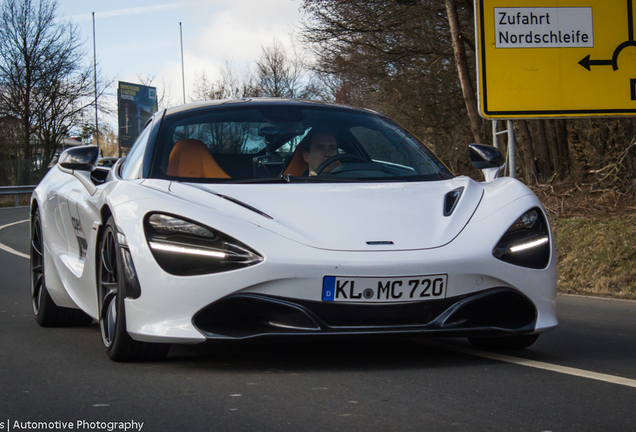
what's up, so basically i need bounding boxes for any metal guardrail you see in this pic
[0,185,37,207]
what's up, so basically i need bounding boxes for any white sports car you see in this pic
[30,99,557,361]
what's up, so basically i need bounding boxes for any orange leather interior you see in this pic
[167,139,230,178]
[282,145,308,176]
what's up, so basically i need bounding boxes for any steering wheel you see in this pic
[315,153,367,175]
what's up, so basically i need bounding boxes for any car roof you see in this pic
[162,97,380,118]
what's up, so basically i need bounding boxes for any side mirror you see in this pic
[58,145,99,171]
[469,144,505,181]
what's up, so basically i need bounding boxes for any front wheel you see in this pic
[98,217,170,362]
[468,334,540,350]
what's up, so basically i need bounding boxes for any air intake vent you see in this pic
[444,187,464,217]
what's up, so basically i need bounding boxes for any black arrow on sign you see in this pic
[576,0,636,102]
[578,55,613,71]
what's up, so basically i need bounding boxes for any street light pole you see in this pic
[180,22,186,104]
[92,12,99,150]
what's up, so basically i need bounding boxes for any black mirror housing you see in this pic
[58,145,99,171]
[469,144,505,170]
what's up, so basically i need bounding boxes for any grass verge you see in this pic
[551,215,636,299]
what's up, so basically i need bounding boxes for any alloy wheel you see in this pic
[99,227,119,348]
[30,215,44,315]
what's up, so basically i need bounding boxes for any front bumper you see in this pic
[193,287,538,340]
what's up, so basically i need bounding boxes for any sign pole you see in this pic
[507,120,516,178]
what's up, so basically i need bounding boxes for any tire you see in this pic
[31,210,93,327]
[468,334,540,350]
[98,217,170,362]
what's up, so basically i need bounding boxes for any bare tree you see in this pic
[0,116,23,184]
[191,61,258,101]
[516,120,537,184]
[191,71,215,101]
[534,120,553,183]
[33,68,94,169]
[0,0,97,180]
[553,119,570,175]
[254,39,325,99]
[446,0,482,144]
[190,42,326,104]
[255,39,299,98]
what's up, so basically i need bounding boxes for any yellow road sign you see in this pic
[476,0,636,118]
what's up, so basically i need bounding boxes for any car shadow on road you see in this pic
[163,336,487,372]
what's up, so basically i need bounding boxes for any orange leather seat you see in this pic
[167,139,230,178]
[282,145,308,176]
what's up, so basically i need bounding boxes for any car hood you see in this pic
[167,178,483,251]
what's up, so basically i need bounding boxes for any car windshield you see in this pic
[151,104,453,183]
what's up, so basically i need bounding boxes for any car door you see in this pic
[53,168,102,316]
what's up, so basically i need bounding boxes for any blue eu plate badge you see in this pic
[322,276,336,301]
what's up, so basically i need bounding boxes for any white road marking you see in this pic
[0,219,29,230]
[0,219,29,259]
[420,340,636,389]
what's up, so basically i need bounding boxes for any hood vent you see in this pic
[444,187,464,217]
[185,183,273,219]
[217,194,273,219]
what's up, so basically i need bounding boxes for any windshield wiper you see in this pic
[225,174,360,184]
[225,175,293,184]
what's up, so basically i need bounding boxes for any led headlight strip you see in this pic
[148,241,227,258]
[509,236,549,253]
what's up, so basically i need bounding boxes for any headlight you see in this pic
[148,213,216,238]
[492,208,551,269]
[144,213,263,276]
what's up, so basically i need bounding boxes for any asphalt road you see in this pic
[1,206,635,432]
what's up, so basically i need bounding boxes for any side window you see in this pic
[120,125,151,179]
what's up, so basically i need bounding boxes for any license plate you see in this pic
[322,275,447,303]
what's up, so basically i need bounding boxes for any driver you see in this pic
[301,131,339,176]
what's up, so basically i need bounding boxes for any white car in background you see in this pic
[30,99,557,362]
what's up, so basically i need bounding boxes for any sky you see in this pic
[57,0,306,114]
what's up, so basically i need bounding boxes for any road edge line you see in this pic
[418,340,636,389]
[0,219,29,259]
